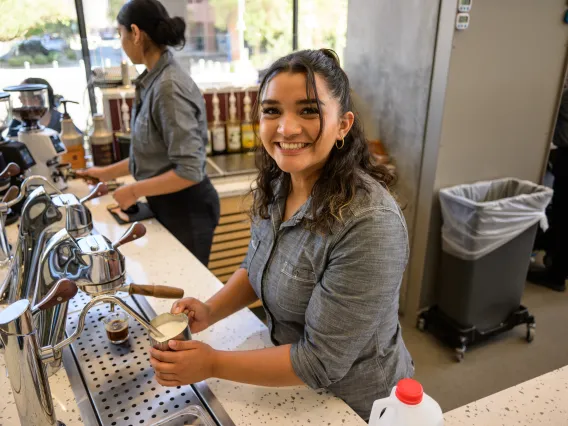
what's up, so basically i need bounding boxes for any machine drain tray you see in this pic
[65,291,217,426]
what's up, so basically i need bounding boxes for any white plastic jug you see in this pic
[369,379,444,426]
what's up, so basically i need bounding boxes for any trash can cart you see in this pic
[418,178,553,362]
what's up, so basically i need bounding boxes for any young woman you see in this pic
[149,49,414,420]
[79,0,219,265]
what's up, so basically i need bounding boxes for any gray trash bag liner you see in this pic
[439,178,553,260]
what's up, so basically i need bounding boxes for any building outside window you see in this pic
[0,0,348,131]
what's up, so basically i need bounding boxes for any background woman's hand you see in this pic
[112,184,138,210]
[172,297,213,333]
[76,166,111,183]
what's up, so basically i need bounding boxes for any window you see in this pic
[186,0,293,85]
[298,0,348,63]
[84,0,125,69]
[0,0,89,127]
[0,0,348,127]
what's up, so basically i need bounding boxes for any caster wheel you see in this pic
[455,347,466,363]
[417,317,426,332]
[526,324,536,343]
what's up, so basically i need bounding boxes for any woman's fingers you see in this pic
[154,376,180,387]
[155,371,178,380]
[171,297,197,314]
[149,348,178,363]
[149,356,177,372]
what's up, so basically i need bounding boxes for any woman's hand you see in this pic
[172,298,213,333]
[150,340,217,386]
[112,184,138,210]
[76,166,111,183]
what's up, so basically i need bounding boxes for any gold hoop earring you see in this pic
[335,137,345,150]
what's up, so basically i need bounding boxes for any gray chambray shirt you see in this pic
[129,49,207,182]
[242,174,415,421]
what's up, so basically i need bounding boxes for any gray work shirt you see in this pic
[129,50,208,182]
[242,174,415,420]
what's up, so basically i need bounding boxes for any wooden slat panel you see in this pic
[209,246,249,262]
[219,212,249,225]
[211,239,250,252]
[248,300,263,309]
[209,254,246,270]
[220,194,253,215]
[216,273,234,283]
[210,263,242,276]
[212,229,250,244]
[214,221,250,235]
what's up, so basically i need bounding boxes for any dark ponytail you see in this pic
[118,0,186,48]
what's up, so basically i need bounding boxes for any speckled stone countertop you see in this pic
[0,177,364,426]
[444,366,568,425]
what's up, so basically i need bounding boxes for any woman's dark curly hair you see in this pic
[251,48,394,233]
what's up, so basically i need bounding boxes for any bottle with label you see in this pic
[241,90,255,152]
[206,128,213,156]
[202,92,212,156]
[226,91,242,153]
[211,91,226,155]
[89,113,115,166]
[59,99,86,169]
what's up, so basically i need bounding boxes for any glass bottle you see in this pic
[211,91,226,155]
[241,89,255,152]
[226,91,242,153]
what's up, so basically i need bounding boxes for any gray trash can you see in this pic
[437,178,553,331]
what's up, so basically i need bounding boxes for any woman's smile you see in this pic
[274,141,312,154]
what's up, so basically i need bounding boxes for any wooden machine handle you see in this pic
[80,182,109,203]
[113,222,146,249]
[0,162,20,179]
[128,284,184,299]
[32,279,78,312]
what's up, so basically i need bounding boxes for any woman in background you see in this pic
[79,0,219,266]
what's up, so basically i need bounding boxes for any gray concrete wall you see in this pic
[344,0,441,312]
[345,0,568,320]
[419,0,568,308]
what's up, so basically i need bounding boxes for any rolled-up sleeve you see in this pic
[151,81,205,182]
[290,207,409,389]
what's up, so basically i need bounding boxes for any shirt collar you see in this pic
[134,49,172,89]
[270,178,315,230]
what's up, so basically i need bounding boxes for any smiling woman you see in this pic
[253,48,394,231]
[150,49,414,422]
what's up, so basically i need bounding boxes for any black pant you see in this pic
[147,176,220,266]
[537,148,568,280]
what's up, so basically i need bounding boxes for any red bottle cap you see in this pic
[395,379,423,405]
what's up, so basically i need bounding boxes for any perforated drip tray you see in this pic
[64,291,222,426]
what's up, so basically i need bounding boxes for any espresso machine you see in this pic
[3,84,67,190]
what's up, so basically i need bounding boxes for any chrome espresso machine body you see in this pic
[0,177,191,426]
[0,177,108,373]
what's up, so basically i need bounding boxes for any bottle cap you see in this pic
[395,379,423,405]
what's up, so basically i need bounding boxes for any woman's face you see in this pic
[118,24,143,64]
[259,72,353,180]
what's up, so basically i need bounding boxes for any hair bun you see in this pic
[156,17,186,48]
[319,48,341,66]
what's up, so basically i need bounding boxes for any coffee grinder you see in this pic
[0,92,28,224]
[3,84,67,190]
